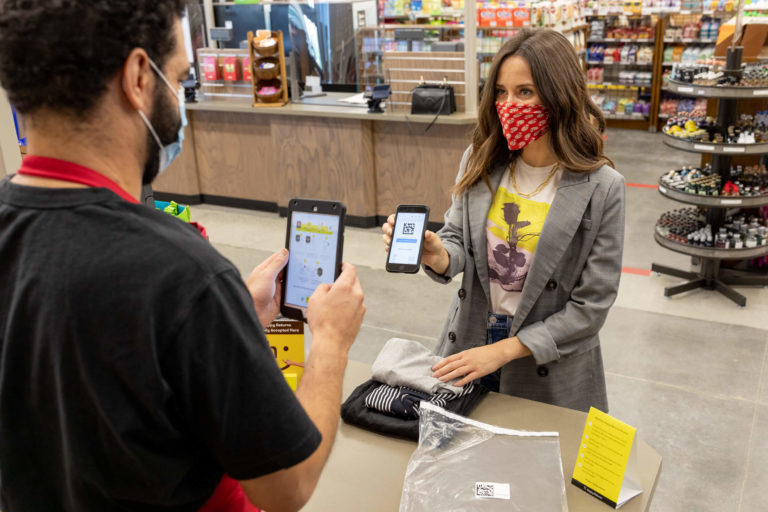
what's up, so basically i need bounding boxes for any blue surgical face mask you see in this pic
[137,58,187,176]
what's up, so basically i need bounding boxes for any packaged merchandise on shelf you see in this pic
[591,91,650,116]
[584,0,744,12]
[656,207,709,245]
[242,56,252,82]
[663,112,768,143]
[661,165,721,195]
[657,208,768,248]
[383,0,463,17]
[637,46,654,64]
[660,164,768,196]
[671,62,768,86]
[590,19,605,39]
[203,55,221,81]
[222,56,241,82]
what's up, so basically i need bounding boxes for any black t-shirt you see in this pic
[0,178,321,511]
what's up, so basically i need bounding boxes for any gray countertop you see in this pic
[186,92,478,125]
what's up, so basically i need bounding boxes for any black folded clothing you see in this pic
[341,379,489,441]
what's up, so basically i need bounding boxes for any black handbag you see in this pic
[410,79,457,133]
[410,79,457,116]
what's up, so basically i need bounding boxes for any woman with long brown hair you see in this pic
[382,28,625,412]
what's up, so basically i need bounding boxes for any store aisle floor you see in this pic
[192,128,768,512]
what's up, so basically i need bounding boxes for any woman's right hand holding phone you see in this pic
[382,214,450,275]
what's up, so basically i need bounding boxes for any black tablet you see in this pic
[280,198,346,321]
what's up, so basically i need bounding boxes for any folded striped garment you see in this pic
[363,383,475,419]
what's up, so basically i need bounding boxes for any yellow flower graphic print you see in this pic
[486,186,551,292]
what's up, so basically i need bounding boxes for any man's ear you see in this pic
[121,48,155,112]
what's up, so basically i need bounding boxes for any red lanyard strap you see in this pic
[17,156,139,204]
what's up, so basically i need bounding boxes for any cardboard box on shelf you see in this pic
[715,18,768,59]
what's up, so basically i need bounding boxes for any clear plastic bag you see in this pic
[399,402,568,512]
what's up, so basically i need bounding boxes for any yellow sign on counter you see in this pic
[571,407,642,508]
[264,319,305,392]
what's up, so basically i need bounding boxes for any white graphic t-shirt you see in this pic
[486,158,563,316]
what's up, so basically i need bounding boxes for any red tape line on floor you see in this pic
[626,183,659,189]
[622,266,652,276]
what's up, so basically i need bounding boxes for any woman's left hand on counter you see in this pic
[432,337,532,387]
[246,249,289,328]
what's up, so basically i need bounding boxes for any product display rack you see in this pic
[247,30,289,107]
[658,178,768,206]
[585,13,661,129]
[662,132,768,153]
[655,12,729,128]
[651,48,768,306]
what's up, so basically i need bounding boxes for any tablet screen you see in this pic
[284,211,341,309]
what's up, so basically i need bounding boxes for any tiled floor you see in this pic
[193,128,768,511]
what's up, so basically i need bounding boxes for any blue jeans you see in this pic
[480,313,513,392]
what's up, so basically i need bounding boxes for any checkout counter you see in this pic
[153,92,477,227]
[304,361,662,511]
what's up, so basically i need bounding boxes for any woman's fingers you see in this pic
[454,372,480,387]
[432,353,461,373]
[436,365,472,383]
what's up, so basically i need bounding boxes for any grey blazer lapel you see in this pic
[511,170,598,332]
[468,166,506,305]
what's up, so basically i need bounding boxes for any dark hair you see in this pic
[455,29,613,196]
[0,0,185,118]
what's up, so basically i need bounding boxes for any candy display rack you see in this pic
[652,47,768,306]
[248,30,289,108]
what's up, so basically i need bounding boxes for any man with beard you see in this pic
[0,1,365,511]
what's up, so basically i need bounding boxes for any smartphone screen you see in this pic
[284,211,341,309]
[387,206,429,273]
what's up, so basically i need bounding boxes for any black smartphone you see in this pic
[386,204,430,274]
[280,198,346,321]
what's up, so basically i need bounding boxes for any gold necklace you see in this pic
[510,161,560,199]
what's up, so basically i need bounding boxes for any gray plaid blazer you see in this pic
[425,147,625,412]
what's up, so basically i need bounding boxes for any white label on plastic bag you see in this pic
[474,482,511,500]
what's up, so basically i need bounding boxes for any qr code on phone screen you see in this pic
[402,223,415,235]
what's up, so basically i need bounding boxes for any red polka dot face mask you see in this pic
[496,101,550,151]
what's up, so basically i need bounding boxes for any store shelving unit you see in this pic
[655,12,729,128]
[658,179,768,207]
[662,132,768,154]
[666,79,768,98]
[651,50,768,306]
[585,12,660,130]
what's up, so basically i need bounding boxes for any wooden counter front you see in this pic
[374,121,473,224]
[152,100,475,226]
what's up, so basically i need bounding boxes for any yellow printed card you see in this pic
[571,407,643,508]
[264,319,305,392]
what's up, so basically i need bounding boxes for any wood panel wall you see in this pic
[382,52,466,113]
[162,110,475,225]
[271,116,377,218]
[373,121,473,223]
[192,110,278,205]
